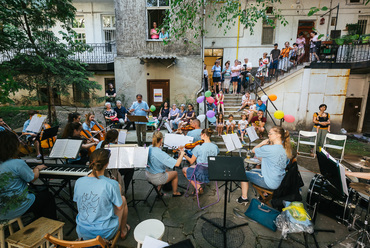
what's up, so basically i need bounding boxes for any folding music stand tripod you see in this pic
[204,156,249,248]
[37,126,59,164]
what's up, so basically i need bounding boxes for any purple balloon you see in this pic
[197,96,205,103]
[206,110,215,118]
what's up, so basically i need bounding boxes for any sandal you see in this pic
[172,192,184,197]
[121,224,131,240]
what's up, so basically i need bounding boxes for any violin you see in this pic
[91,121,106,141]
[40,123,57,149]
[80,129,97,155]
[180,124,194,131]
[173,140,204,153]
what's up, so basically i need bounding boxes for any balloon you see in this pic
[197,114,206,123]
[150,105,156,112]
[274,110,284,120]
[284,114,295,123]
[261,95,268,102]
[269,94,277,101]
[206,110,215,118]
[206,97,215,104]
[197,96,205,103]
[207,116,216,123]
[205,91,212,97]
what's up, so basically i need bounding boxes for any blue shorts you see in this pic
[238,129,246,134]
[231,76,238,83]
[245,169,272,189]
[269,60,278,69]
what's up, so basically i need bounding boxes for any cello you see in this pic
[91,121,106,141]
[80,129,97,155]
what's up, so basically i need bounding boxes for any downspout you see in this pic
[236,4,241,60]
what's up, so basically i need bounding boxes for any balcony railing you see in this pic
[319,43,370,63]
[0,43,117,64]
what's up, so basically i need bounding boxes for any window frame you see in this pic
[102,15,116,44]
[346,0,364,5]
[261,18,276,45]
[72,15,86,43]
[146,0,170,41]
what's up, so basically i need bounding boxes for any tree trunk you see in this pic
[47,84,57,124]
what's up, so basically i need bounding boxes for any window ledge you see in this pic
[146,39,171,42]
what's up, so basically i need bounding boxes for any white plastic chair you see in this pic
[323,133,347,162]
[297,131,317,159]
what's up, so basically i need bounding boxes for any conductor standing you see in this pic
[129,94,150,146]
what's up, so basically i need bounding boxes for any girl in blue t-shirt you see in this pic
[182,128,219,195]
[74,149,130,240]
[236,126,293,205]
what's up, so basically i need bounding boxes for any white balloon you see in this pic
[197,114,206,123]
[261,95,268,102]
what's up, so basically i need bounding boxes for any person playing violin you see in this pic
[182,128,219,195]
[62,122,98,165]
[186,119,202,142]
[22,110,42,159]
[0,117,12,132]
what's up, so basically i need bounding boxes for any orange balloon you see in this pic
[269,94,277,101]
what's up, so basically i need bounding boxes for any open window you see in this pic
[72,16,86,43]
[146,0,170,40]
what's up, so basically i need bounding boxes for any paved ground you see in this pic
[19,130,366,247]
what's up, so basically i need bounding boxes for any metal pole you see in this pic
[334,4,339,32]
[202,0,207,129]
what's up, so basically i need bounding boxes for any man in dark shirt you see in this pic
[105,83,116,105]
[114,100,127,128]
[269,43,280,77]
[251,110,267,139]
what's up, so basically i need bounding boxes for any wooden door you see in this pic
[342,98,362,132]
[147,80,170,116]
[297,21,315,63]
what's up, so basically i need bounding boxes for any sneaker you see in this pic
[236,196,249,206]
[237,108,242,112]
[36,154,42,160]
[242,140,246,145]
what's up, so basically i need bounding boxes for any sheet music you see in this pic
[119,147,135,168]
[142,236,168,248]
[163,134,193,149]
[133,147,149,168]
[230,133,242,149]
[339,162,349,196]
[222,134,235,152]
[246,126,259,142]
[26,114,47,133]
[117,130,127,144]
[108,147,120,169]
[49,139,82,158]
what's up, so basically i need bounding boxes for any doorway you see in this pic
[204,48,223,91]
[342,98,362,132]
[147,80,170,116]
[297,21,315,63]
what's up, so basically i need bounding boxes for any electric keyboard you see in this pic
[28,162,91,179]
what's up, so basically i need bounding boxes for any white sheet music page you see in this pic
[163,134,193,149]
[49,139,68,158]
[246,126,259,142]
[107,147,120,169]
[133,147,149,168]
[64,140,83,158]
[230,133,242,149]
[117,130,127,144]
[222,134,235,152]
[119,147,135,168]
[26,114,47,133]
[339,163,349,196]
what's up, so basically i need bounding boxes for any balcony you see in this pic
[0,43,117,70]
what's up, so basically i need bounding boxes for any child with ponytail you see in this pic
[74,149,130,240]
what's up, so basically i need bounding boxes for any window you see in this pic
[331,17,337,26]
[358,16,370,35]
[147,0,170,40]
[38,88,61,106]
[261,19,276,45]
[73,83,89,103]
[102,15,116,44]
[346,0,364,4]
[72,16,86,43]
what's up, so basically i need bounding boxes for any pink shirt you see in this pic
[230,65,241,77]
[151,29,159,39]
[296,37,306,48]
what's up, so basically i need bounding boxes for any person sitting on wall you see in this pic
[106,83,117,105]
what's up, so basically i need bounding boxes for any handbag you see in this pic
[244,198,280,231]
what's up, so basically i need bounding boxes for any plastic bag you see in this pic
[275,201,314,238]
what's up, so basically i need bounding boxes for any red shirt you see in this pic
[251,116,266,126]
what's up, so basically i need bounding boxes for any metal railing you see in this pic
[0,43,117,64]
[319,43,370,63]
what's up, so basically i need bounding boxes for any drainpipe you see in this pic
[236,4,241,60]
[326,0,333,39]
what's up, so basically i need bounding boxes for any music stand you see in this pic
[127,115,148,123]
[203,156,249,248]
[38,126,59,164]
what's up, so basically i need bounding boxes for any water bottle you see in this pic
[247,149,251,159]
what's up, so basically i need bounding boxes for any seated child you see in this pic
[226,114,236,133]
[238,114,248,144]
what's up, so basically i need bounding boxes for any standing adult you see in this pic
[231,60,241,95]
[237,126,292,204]
[129,94,150,146]
[150,22,159,39]
[312,104,330,151]
[309,31,320,62]
[296,32,306,64]
[242,58,253,91]
[222,61,231,94]
[114,100,128,128]
[269,43,280,77]
[105,83,117,106]
[211,60,222,93]
[279,42,292,74]
[203,64,209,91]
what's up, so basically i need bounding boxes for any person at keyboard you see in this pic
[74,149,130,240]
[62,122,98,165]
[0,130,57,221]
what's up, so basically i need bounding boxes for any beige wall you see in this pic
[260,68,355,132]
